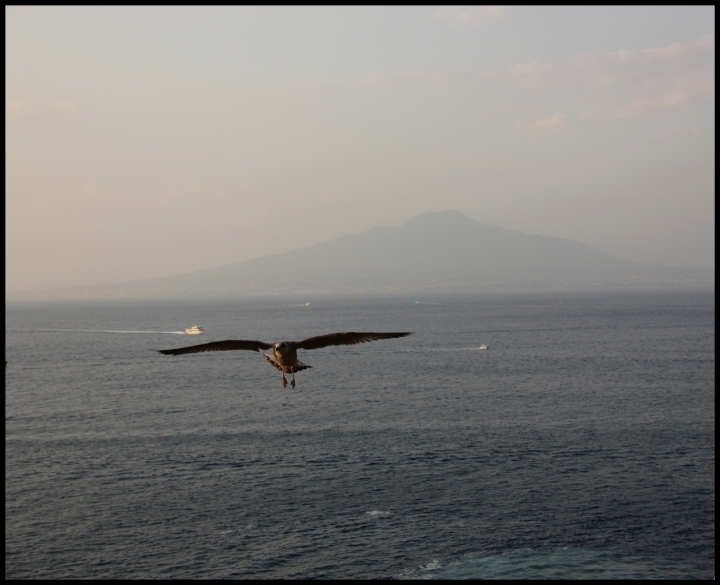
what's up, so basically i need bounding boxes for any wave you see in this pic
[399,549,703,580]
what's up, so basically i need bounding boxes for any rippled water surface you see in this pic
[5,289,715,579]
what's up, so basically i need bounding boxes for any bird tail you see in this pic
[263,354,312,373]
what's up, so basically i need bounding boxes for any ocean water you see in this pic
[5,288,715,579]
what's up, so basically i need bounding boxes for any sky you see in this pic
[6,6,715,292]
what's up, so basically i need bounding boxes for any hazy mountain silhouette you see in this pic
[12,210,714,299]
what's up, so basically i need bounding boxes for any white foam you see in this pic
[366,510,391,517]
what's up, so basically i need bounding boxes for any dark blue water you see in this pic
[5,289,715,579]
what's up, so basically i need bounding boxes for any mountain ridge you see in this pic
[8,210,713,300]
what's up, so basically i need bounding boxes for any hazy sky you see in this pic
[6,6,715,291]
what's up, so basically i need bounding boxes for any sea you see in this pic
[5,288,715,579]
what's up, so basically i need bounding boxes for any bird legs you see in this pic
[281,369,296,388]
[264,354,308,388]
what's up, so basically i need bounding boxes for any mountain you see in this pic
[11,210,714,300]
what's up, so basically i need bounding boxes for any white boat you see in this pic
[478,344,488,350]
[185,325,204,335]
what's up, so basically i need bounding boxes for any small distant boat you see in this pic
[478,344,488,350]
[185,326,205,335]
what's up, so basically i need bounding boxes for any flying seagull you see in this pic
[157,331,411,388]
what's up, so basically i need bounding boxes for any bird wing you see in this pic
[295,332,411,350]
[158,339,273,355]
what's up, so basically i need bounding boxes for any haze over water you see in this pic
[5,288,715,579]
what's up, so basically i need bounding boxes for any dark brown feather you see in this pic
[263,354,312,373]
[158,339,272,355]
[296,331,411,351]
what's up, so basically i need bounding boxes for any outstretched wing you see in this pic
[158,339,272,355]
[296,332,411,351]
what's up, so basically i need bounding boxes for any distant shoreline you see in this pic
[5,284,715,307]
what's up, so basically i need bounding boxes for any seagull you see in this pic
[157,331,411,388]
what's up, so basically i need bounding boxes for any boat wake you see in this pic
[6,328,187,335]
[344,347,489,353]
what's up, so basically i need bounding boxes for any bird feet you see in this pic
[291,377,296,388]
[282,374,288,388]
